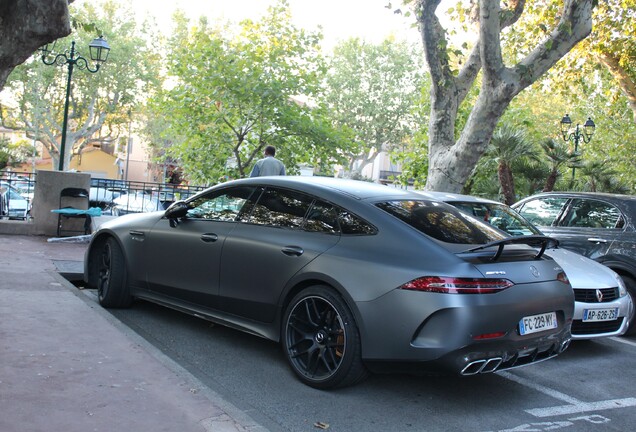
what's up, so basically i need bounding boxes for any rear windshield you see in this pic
[449,201,541,236]
[377,200,507,244]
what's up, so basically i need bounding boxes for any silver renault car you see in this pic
[417,191,634,340]
[86,177,573,389]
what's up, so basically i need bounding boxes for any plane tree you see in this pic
[505,0,636,123]
[147,2,347,183]
[403,0,595,192]
[2,0,161,171]
[0,0,71,91]
[502,0,636,187]
[320,37,427,179]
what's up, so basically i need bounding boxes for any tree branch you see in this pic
[417,0,454,101]
[515,0,593,88]
[597,52,636,123]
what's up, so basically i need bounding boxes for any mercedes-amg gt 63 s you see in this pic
[85,177,573,389]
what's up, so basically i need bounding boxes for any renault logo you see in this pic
[529,265,540,278]
[596,289,604,303]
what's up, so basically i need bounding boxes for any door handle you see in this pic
[281,246,304,256]
[587,238,608,243]
[201,233,219,243]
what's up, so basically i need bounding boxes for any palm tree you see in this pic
[486,125,538,205]
[576,160,629,193]
[540,138,580,192]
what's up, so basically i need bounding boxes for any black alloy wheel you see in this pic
[96,237,131,308]
[283,286,367,389]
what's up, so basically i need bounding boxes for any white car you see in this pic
[418,191,634,340]
[0,181,29,220]
[111,190,164,215]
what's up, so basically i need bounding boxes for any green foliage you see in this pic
[0,138,35,169]
[146,1,347,183]
[4,0,162,169]
[0,137,9,169]
[500,0,636,194]
[321,37,428,177]
[572,160,630,193]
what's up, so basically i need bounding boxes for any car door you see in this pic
[142,185,257,310]
[514,196,569,228]
[547,197,624,260]
[219,187,341,323]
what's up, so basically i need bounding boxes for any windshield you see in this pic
[377,200,507,244]
[448,201,541,237]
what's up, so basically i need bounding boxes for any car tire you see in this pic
[282,285,368,389]
[97,237,132,308]
[621,275,636,336]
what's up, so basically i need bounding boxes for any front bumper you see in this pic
[571,294,634,339]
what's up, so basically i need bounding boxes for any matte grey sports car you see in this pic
[416,191,634,339]
[84,177,574,389]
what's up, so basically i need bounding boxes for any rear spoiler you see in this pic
[460,235,559,262]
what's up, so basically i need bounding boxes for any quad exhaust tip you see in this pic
[461,357,503,376]
[461,339,571,376]
[560,338,571,353]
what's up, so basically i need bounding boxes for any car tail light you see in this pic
[400,276,514,294]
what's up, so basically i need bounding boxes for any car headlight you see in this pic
[614,273,628,297]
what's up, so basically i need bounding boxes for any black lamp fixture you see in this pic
[560,114,596,180]
[40,36,111,171]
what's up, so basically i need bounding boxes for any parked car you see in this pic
[89,186,121,213]
[418,191,634,339]
[513,191,636,336]
[89,178,126,214]
[0,181,29,220]
[85,177,574,389]
[111,190,165,215]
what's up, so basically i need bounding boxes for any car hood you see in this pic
[546,248,618,289]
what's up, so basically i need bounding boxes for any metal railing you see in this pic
[0,172,36,220]
[90,178,208,216]
[0,172,209,220]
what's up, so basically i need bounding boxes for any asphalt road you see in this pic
[84,291,636,432]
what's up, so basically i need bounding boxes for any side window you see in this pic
[186,186,256,221]
[247,187,313,229]
[304,201,340,234]
[561,199,623,229]
[516,198,568,227]
[337,208,377,235]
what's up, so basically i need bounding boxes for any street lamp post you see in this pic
[40,37,111,171]
[560,114,596,180]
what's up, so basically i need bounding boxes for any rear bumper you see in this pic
[365,330,572,376]
[356,282,574,374]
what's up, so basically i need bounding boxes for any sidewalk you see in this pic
[0,234,267,432]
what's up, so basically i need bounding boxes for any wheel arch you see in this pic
[84,231,128,289]
[597,256,636,280]
[277,274,365,343]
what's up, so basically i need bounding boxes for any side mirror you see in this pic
[165,200,188,221]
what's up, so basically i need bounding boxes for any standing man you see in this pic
[249,145,286,177]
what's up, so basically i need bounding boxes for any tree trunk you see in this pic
[417,0,594,193]
[0,0,71,90]
[543,169,558,192]
[498,162,516,206]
